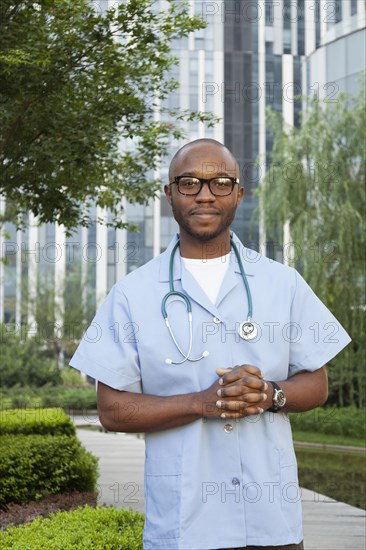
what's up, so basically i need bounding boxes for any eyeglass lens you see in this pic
[177,177,234,196]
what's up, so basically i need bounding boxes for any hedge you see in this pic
[0,408,76,437]
[0,435,98,506]
[289,406,366,439]
[0,385,97,410]
[0,505,144,549]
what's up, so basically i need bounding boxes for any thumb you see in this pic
[216,368,233,376]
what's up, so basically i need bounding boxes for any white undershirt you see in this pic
[181,253,231,304]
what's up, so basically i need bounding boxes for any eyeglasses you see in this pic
[169,176,239,196]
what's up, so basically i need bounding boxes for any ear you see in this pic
[236,185,244,206]
[164,184,172,206]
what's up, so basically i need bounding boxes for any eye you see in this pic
[178,177,200,188]
[212,177,232,189]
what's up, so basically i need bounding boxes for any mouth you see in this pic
[190,212,220,222]
[190,209,220,218]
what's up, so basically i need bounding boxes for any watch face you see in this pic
[274,389,286,408]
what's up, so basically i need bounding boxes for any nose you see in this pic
[195,182,216,201]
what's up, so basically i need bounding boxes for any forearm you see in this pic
[98,365,269,430]
[263,366,328,413]
[97,382,205,433]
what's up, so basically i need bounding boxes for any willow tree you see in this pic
[258,90,365,407]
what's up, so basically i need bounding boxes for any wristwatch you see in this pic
[268,381,286,412]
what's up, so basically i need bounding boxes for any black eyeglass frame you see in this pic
[169,176,240,196]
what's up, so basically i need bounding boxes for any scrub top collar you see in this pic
[158,232,256,317]
[158,231,256,283]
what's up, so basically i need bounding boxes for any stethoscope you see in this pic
[162,237,258,365]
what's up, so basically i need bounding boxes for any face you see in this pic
[164,142,243,244]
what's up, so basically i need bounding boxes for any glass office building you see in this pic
[1,0,365,325]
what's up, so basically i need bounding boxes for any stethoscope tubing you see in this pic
[162,236,255,364]
[230,239,253,320]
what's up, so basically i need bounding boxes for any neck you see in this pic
[178,230,231,259]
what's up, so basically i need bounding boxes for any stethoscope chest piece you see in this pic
[239,320,258,341]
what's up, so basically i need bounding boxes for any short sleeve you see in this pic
[69,284,142,392]
[288,270,351,376]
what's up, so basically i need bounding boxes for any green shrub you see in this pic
[60,366,86,386]
[0,385,97,410]
[0,388,42,409]
[0,435,98,506]
[289,406,366,439]
[0,327,61,387]
[38,386,97,410]
[0,408,76,437]
[0,505,144,549]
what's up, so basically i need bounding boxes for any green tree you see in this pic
[0,323,61,387]
[25,265,95,369]
[0,0,217,231]
[258,90,365,407]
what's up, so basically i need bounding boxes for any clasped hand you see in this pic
[203,365,268,419]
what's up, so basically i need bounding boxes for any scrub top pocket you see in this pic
[144,457,182,540]
[279,446,302,533]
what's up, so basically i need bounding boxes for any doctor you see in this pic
[70,139,351,550]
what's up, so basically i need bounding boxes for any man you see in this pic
[70,139,351,550]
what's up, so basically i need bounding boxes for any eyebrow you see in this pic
[176,172,235,178]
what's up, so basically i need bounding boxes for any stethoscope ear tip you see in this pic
[202,351,209,357]
[165,358,173,365]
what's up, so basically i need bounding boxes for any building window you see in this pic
[315,0,321,49]
[297,0,305,56]
[265,0,273,26]
[283,0,292,54]
[293,57,302,128]
[351,0,358,15]
[335,0,342,23]
[265,42,282,114]
[326,0,342,28]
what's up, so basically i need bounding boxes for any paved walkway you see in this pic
[73,416,366,550]
[77,428,145,514]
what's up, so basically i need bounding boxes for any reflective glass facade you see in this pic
[1,0,365,324]
[223,2,257,243]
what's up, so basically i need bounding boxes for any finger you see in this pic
[216,398,263,412]
[220,405,264,419]
[241,392,267,403]
[218,365,264,385]
[219,412,244,419]
[219,391,267,404]
[217,378,268,397]
[216,365,263,378]
[217,400,245,412]
[218,378,268,394]
[242,365,264,378]
[216,393,267,410]
[245,405,265,416]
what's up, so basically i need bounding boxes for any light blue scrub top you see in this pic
[70,233,351,550]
